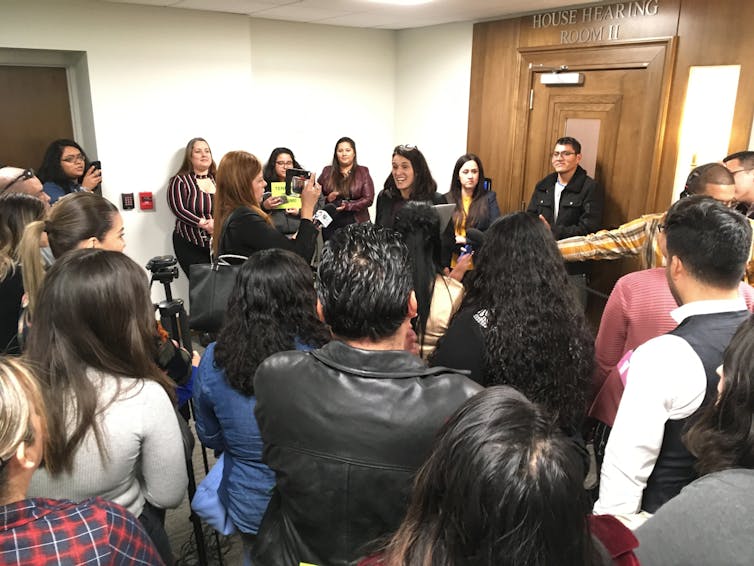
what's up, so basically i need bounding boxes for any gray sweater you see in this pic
[635,468,754,566]
[28,372,188,517]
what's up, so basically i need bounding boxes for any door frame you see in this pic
[509,37,677,217]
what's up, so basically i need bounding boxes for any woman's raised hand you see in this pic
[300,173,321,220]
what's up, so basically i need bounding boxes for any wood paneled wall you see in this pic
[469,0,754,216]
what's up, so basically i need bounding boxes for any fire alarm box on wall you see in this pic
[139,192,154,210]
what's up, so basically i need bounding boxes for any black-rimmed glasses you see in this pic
[0,168,35,194]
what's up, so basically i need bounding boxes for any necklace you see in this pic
[195,174,210,179]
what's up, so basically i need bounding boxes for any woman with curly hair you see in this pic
[635,314,754,565]
[375,145,445,229]
[193,248,330,560]
[431,212,593,435]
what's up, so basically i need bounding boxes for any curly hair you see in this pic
[685,314,754,476]
[213,249,330,396]
[462,212,593,430]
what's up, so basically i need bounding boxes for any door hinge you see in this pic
[529,89,534,110]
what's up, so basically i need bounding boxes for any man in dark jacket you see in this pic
[527,136,604,240]
[252,223,482,566]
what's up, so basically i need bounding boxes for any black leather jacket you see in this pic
[252,340,482,566]
[527,165,604,239]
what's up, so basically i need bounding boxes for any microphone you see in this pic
[465,228,486,249]
[313,203,338,228]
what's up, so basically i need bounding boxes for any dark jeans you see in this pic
[139,501,174,565]
[172,232,211,281]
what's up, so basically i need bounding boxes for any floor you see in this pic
[165,419,244,566]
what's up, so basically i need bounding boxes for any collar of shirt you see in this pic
[671,298,747,324]
[0,498,55,530]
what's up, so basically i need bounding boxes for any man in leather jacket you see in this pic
[527,136,604,240]
[252,223,482,566]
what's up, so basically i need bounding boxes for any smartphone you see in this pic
[89,160,102,171]
[285,168,311,196]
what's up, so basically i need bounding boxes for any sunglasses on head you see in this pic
[0,168,35,194]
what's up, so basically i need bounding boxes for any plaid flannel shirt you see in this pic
[0,497,164,565]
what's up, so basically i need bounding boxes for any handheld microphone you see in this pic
[465,228,486,249]
[313,203,338,228]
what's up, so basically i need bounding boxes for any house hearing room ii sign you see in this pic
[531,0,661,44]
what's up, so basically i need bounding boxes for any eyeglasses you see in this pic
[396,144,417,152]
[551,151,576,158]
[730,168,754,176]
[0,168,35,193]
[275,160,294,167]
[61,154,85,164]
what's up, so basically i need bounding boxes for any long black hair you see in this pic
[327,137,358,199]
[393,202,443,350]
[214,249,330,396]
[447,153,489,230]
[685,314,754,475]
[460,212,593,431]
[379,386,601,566]
[24,249,174,475]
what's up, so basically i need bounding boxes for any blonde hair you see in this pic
[0,193,46,281]
[0,358,46,492]
[212,151,270,257]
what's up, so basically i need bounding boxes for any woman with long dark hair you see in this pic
[444,153,500,265]
[375,145,445,229]
[318,137,375,239]
[362,387,637,566]
[431,212,593,436]
[0,193,45,354]
[167,137,216,278]
[635,315,754,564]
[193,248,330,561]
[213,151,321,262]
[25,249,188,564]
[38,139,101,204]
[393,202,464,359]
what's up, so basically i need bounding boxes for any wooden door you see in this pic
[516,40,675,226]
[0,66,73,169]
[512,40,675,324]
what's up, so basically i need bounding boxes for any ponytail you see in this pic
[18,221,47,316]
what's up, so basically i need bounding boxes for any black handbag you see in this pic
[188,209,247,332]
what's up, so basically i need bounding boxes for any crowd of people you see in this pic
[1,137,754,565]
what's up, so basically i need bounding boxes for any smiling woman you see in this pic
[167,137,217,279]
[375,145,445,229]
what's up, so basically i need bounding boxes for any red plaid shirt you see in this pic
[0,497,164,565]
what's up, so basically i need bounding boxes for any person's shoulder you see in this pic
[431,192,447,204]
[255,349,310,378]
[534,171,557,189]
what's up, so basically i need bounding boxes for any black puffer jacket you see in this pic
[252,340,482,566]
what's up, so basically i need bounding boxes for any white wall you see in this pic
[395,23,474,196]
[0,0,473,304]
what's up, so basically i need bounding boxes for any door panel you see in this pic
[0,66,73,169]
[512,40,675,325]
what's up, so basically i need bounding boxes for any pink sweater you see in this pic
[590,268,754,426]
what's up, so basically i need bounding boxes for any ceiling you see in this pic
[103,0,601,30]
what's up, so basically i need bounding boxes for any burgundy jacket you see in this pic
[318,165,374,223]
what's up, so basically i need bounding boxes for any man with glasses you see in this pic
[527,136,604,240]
[0,167,51,209]
[723,150,754,217]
